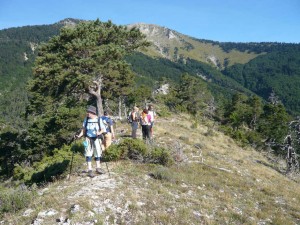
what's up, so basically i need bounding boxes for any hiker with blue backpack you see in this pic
[76,105,107,177]
[101,110,115,150]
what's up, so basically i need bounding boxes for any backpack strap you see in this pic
[84,117,89,137]
[84,117,103,136]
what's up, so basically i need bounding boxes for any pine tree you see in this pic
[176,73,212,115]
[26,19,150,156]
[258,103,290,146]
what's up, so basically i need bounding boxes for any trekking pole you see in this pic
[105,161,111,177]
[68,129,81,180]
[68,147,75,180]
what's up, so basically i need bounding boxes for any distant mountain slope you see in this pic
[126,52,254,101]
[128,23,261,69]
[128,23,300,114]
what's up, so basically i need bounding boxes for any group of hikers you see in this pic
[76,104,156,178]
[129,105,156,141]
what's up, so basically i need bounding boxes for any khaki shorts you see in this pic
[85,137,102,157]
[103,133,112,148]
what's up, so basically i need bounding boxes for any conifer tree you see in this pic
[226,93,250,130]
[26,19,149,156]
[258,103,290,146]
[176,73,212,115]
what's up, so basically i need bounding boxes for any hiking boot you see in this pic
[96,168,105,174]
[88,170,94,178]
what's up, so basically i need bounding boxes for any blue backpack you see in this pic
[101,116,113,133]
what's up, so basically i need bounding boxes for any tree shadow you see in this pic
[119,134,132,138]
[30,160,69,185]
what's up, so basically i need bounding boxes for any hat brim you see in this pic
[87,110,96,114]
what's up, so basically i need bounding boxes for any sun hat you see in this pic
[87,105,97,115]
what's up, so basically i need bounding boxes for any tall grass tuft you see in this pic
[0,185,36,215]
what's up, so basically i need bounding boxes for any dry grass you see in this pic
[2,113,300,224]
[139,27,261,68]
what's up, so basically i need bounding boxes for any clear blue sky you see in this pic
[0,0,299,43]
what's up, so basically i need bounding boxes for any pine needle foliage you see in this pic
[25,19,150,158]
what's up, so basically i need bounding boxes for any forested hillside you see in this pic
[126,52,254,102]
[1,20,300,123]
[223,45,300,114]
[0,23,64,126]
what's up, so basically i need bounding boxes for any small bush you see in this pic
[13,142,84,185]
[179,136,190,144]
[102,144,123,161]
[150,166,175,182]
[148,147,174,166]
[245,130,263,148]
[157,108,171,118]
[0,186,35,215]
[191,122,198,129]
[118,138,147,160]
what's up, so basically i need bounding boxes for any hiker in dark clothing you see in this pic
[140,108,151,141]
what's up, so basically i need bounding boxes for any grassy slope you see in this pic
[3,112,300,225]
[137,25,260,68]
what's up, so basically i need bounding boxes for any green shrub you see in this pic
[245,130,263,148]
[0,186,35,215]
[220,125,264,148]
[157,107,171,118]
[148,147,174,166]
[118,138,147,160]
[179,136,188,141]
[102,144,123,161]
[150,166,175,182]
[13,142,84,185]
[191,122,198,129]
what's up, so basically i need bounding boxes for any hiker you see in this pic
[140,108,151,141]
[76,105,106,177]
[148,104,157,137]
[101,110,115,150]
[130,106,140,138]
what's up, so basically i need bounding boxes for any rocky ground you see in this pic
[2,115,300,225]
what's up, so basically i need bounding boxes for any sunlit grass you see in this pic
[1,113,300,224]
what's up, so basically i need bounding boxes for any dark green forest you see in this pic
[223,47,300,114]
[0,20,299,184]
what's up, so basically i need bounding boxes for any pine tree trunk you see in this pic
[96,95,104,116]
[88,78,104,116]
